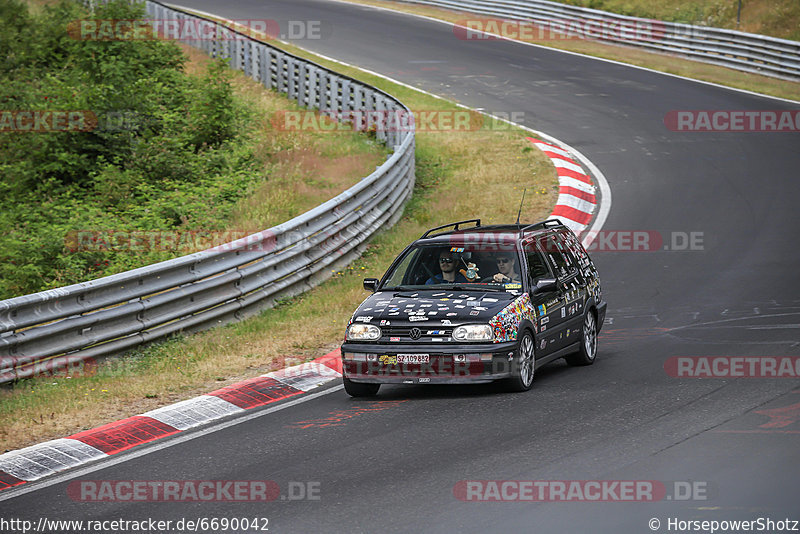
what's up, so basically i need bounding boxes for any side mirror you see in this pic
[363,278,379,292]
[533,278,557,292]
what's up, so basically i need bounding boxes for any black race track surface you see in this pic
[4,1,799,532]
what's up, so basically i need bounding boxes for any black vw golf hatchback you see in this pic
[340,219,607,396]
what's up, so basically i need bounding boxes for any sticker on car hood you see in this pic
[489,293,535,343]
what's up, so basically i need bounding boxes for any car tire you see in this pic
[343,376,380,397]
[565,308,598,366]
[506,330,535,392]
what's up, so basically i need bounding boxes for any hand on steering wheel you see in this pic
[481,274,509,283]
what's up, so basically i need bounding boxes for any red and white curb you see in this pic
[0,352,342,491]
[528,137,597,235]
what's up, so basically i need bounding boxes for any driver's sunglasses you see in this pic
[439,258,454,263]
[496,258,512,264]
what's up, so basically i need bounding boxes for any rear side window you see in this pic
[558,229,601,285]
[558,229,592,270]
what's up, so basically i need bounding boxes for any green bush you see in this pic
[0,0,258,299]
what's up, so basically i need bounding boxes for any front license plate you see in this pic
[396,354,430,364]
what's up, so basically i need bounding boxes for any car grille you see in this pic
[382,327,453,340]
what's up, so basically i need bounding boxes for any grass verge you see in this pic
[0,21,558,452]
[183,43,389,232]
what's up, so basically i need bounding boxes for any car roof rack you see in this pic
[519,218,565,238]
[420,219,481,239]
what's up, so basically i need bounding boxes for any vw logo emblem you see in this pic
[409,327,422,340]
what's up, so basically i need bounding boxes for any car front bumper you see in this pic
[340,340,520,384]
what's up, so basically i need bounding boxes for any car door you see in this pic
[538,233,580,353]
[554,230,588,349]
[525,237,564,356]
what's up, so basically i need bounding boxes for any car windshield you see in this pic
[381,242,523,292]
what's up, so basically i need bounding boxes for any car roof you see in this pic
[415,219,567,244]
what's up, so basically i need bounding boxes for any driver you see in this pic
[426,249,468,285]
[490,252,521,283]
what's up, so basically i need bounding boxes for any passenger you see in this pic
[490,252,521,283]
[426,249,468,285]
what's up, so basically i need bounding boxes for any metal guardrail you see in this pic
[404,0,800,80]
[0,1,415,383]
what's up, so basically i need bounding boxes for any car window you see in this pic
[524,242,552,283]
[382,250,418,287]
[378,239,523,291]
[558,229,591,270]
[554,233,579,274]
[539,234,576,280]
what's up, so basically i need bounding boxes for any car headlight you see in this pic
[346,324,382,341]
[452,324,493,341]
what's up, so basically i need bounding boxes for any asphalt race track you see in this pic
[4,1,800,532]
